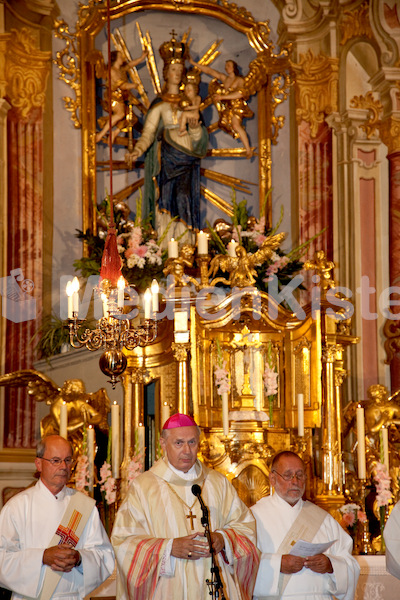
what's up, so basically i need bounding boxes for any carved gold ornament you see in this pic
[5,28,51,119]
[340,1,373,46]
[291,50,338,138]
[350,91,383,139]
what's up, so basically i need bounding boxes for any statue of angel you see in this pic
[0,370,110,459]
[189,57,255,157]
[209,232,287,288]
[91,49,148,144]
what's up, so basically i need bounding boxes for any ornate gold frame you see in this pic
[54,0,292,235]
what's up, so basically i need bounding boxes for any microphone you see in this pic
[192,484,209,522]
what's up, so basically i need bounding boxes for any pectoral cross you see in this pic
[186,510,197,530]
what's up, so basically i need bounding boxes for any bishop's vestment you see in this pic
[111,457,259,600]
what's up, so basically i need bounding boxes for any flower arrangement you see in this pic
[206,191,313,293]
[73,193,167,292]
[75,454,90,495]
[263,341,278,424]
[214,339,230,396]
[339,503,367,533]
[375,462,393,508]
[99,432,117,506]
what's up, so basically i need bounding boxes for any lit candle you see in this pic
[101,293,108,318]
[111,401,120,479]
[356,405,366,479]
[151,279,159,314]
[66,281,73,319]
[174,310,188,332]
[197,230,208,255]
[297,393,304,437]
[138,423,145,460]
[161,401,170,426]
[227,239,238,257]
[59,401,68,439]
[222,392,229,436]
[144,288,152,319]
[381,427,389,471]
[72,277,80,314]
[87,426,95,493]
[117,276,125,309]
[168,238,178,258]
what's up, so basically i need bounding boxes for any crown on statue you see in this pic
[159,30,188,66]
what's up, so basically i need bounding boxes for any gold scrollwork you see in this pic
[383,318,400,364]
[53,18,81,129]
[291,50,339,138]
[350,91,383,139]
[340,1,373,46]
[270,71,292,145]
[380,115,400,155]
[6,28,51,119]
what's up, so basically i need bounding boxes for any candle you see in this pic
[101,293,108,318]
[381,427,389,471]
[59,401,68,439]
[297,393,304,437]
[66,281,73,319]
[72,277,79,314]
[168,238,178,258]
[111,401,120,479]
[138,423,145,460]
[356,405,366,479]
[227,239,238,257]
[174,310,188,332]
[117,276,125,309]
[161,401,170,427]
[222,392,229,436]
[197,230,208,255]
[87,426,95,493]
[151,279,159,314]
[144,288,152,319]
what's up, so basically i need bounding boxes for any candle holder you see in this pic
[357,479,374,555]
[291,428,310,458]
[196,254,211,288]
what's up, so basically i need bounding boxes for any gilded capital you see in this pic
[291,50,339,138]
[380,116,400,155]
[5,28,51,119]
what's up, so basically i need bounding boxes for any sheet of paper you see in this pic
[289,539,336,557]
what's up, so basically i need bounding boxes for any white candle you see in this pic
[356,405,366,479]
[87,426,95,493]
[72,277,80,314]
[168,238,178,258]
[111,401,120,479]
[66,281,73,319]
[59,401,68,439]
[227,239,238,257]
[222,392,229,436]
[101,293,108,318]
[197,230,208,255]
[174,310,188,332]
[151,279,159,314]
[144,288,152,319]
[161,401,170,426]
[117,276,125,308]
[381,427,389,471]
[297,393,304,437]
[138,423,145,459]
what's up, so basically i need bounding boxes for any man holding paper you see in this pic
[0,435,114,600]
[251,451,359,599]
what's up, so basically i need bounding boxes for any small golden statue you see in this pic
[0,370,110,458]
[208,232,286,288]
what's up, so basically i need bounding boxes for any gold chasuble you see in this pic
[111,458,259,600]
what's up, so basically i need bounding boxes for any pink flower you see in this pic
[342,512,355,527]
[99,460,116,505]
[127,457,143,485]
[75,455,90,495]
[374,462,393,507]
[263,367,278,396]
[254,234,267,247]
[358,510,367,523]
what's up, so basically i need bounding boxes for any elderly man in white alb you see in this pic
[0,435,115,600]
[111,413,259,600]
[251,451,359,600]
[384,500,400,578]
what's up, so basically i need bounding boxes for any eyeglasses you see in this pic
[272,470,306,482]
[40,457,74,466]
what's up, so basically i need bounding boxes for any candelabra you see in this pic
[67,278,158,388]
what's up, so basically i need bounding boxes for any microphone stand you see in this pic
[192,486,226,600]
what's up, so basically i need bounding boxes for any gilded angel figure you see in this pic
[209,232,287,288]
[189,57,254,157]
